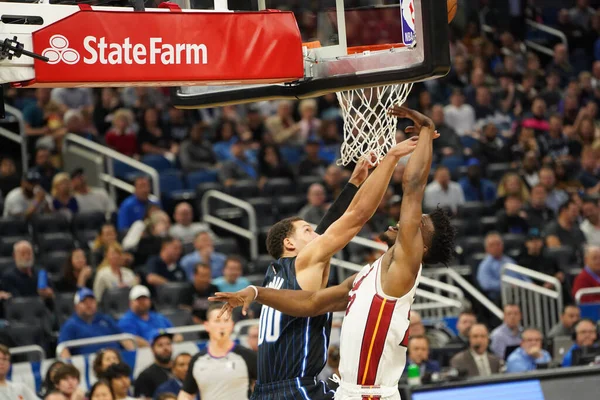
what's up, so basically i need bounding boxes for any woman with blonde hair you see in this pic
[93,242,138,301]
[495,172,530,209]
[51,172,78,217]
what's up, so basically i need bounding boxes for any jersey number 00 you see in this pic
[258,306,281,344]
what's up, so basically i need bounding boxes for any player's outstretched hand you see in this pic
[388,136,419,158]
[349,153,378,186]
[209,287,256,320]
[388,106,437,136]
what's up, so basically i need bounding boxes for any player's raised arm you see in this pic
[210,274,357,319]
[383,106,453,298]
[295,137,420,290]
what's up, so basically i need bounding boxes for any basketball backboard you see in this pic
[172,0,451,108]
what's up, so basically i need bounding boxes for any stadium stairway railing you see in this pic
[201,190,258,260]
[501,263,563,336]
[0,104,28,171]
[63,133,160,205]
[481,19,568,58]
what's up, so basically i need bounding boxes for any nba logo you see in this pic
[401,0,416,46]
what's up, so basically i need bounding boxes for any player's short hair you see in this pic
[422,208,455,266]
[266,216,302,259]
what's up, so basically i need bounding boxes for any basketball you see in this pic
[447,0,457,23]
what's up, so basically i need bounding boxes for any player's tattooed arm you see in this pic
[210,274,357,319]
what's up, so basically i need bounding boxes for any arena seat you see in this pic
[457,236,485,256]
[502,233,526,252]
[248,254,274,275]
[298,176,322,194]
[275,195,306,218]
[4,297,53,336]
[0,256,14,274]
[0,235,31,257]
[0,217,29,236]
[156,282,189,312]
[226,179,260,198]
[187,170,219,189]
[480,216,499,234]
[457,202,486,218]
[214,237,238,255]
[279,146,303,165]
[72,211,106,235]
[159,170,185,196]
[44,250,70,275]
[161,308,192,327]
[141,154,173,172]
[30,214,70,237]
[100,287,130,318]
[451,218,481,237]
[545,246,573,270]
[486,163,515,182]
[55,292,76,325]
[37,232,75,255]
[262,178,294,197]
[111,160,137,179]
[7,323,47,353]
[246,197,275,228]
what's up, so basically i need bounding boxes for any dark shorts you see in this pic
[252,377,335,400]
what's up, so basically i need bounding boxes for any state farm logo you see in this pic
[42,35,80,65]
[41,35,207,66]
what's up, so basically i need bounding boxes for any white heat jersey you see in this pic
[338,255,422,389]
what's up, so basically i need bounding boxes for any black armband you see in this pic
[315,182,359,234]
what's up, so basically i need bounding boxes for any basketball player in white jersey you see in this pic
[211,107,456,400]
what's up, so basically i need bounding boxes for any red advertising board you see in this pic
[30,9,304,87]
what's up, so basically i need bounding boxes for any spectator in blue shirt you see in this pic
[58,288,133,358]
[506,328,551,372]
[212,256,251,293]
[490,304,524,359]
[458,159,497,203]
[181,231,226,279]
[477,232,531,300]
[562,319,599,367]
[118,285,183,346]
[117,176,160,231]
[145,237,186,288]
[153,353,192,400]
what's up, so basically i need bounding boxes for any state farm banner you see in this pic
[31,10,304,86]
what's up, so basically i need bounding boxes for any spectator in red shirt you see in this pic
[572,246,600,303]
[105,108,138,157]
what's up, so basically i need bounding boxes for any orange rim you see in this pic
[347,43,405,54]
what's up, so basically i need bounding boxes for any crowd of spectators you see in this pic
[1,0,600,398]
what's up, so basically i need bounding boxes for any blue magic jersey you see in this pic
[256,257,332,384]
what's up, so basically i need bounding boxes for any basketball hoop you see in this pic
[336,82,413,166]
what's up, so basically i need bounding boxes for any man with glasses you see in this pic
[506,328,551,372]
[0,345,38,400]
[562,319,599,367]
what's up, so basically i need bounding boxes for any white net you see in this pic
[336,83,414,166]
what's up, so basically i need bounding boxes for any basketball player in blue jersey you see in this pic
[221,131,423,400]
[212,107,456,400]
